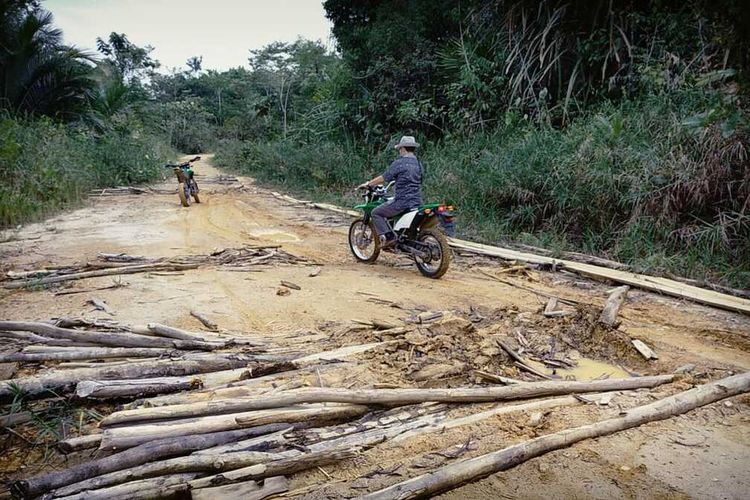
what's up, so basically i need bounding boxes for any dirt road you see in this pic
[1,156,748,498]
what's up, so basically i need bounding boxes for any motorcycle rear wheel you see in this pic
[415,228,451,278]
[348,219,380,263]
[178,183,190,207]
[192,183,201,203]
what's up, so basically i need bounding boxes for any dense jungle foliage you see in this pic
[1,0,748,287]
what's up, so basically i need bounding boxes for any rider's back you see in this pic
[384,156,423,208]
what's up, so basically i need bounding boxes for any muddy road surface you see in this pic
[1,155,748,499]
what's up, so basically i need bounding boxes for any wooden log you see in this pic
[99,404,369,450]
[54,473,198,500]
[473,370,522,385]
[361,372,750,499]
[0,331,98,348]
[191,476,288,500]
[1,410,33,427]
[47,451,297,499]
[57,434,103,453]
[0,354,286,401]
[187,447,360,490]
[193,428,291,455]
[99,375,674,427]
[2,263,198,289]
[75,376,202,399]
[0,321,221,350]
[598,285,629,327]
[147,323,214,343]
[0,347,172,363]
[631,339,658,360]
[190,310,219,331]
[15,425,288,498]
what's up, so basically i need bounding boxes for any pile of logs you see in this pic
[2,245,311,289]
[1,317,748,499]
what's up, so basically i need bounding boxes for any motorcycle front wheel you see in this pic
[178,183,190,207]
[348,219,380,263]
[415,228,451,278]
[191,182,201,203]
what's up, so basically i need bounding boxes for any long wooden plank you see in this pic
[269,192,750,315]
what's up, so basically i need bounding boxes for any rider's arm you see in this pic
[358,175,384,189]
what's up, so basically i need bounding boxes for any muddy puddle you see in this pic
[525,356,631,380]
[245,228,301,242]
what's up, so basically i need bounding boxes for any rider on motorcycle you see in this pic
[357,135,424,249]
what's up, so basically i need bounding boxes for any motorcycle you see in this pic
[348,183,455,278]
[164,156,201,207]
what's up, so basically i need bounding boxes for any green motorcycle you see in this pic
[348,183,455,278]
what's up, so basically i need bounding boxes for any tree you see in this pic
[186,55,203,75]
[96,32,159,83]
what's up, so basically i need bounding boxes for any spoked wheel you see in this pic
[191,181,201,203]
[178,183,190,207]
[414,228,451,278]
[348,219,380,263]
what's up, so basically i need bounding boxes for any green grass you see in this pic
[0,117,173,227]
[215,90,750,288]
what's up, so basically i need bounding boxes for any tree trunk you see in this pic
[75,376,202,399]
[2,263,198,289]
[361,371,750,499]
[0,321,221,350]
[0,331,98,348]
[99,404,368,450]
[57,434,103,453]
[1,354,288,401]
[54,474,198,500]
[0,347,173,363]
[47,451,297,499]
[598,285,629,327]
[99,375,674,427]
[16,425,288,498]
[187,448,359,489]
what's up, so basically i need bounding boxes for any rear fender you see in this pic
[407,213,438,239]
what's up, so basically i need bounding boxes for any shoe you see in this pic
[380,233,397,249]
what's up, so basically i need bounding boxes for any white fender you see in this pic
[393,210,419,231]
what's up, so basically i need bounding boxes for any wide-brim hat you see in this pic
[394,135,419,149]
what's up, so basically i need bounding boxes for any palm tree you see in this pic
[0,1,95,120]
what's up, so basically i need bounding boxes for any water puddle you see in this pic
[246,228,301,242]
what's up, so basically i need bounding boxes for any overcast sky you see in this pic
[45,0,333,71]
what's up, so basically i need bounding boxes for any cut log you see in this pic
[1,410,33,427]
[3,263,198,289]
[191,476,289,500]
[194,428,291,455]
[16,425,288,498]
[598,285,630,327]
[99,375,674,427]
[57,434,103,453]
[1,354,288,401]
[362,371,750,499]
[0,330,97,348]
[292,342,389,366]
[75,376,202,399]
[86,298,114,315]
[631,339,658,360]
[53,473,198,500]
[146,323,217,343]
[48,451,298,499]
[0,347,172,363]
[100,404,369,450]
[0,321,221,350]
[190,310,219,331]
[187,447,359,489]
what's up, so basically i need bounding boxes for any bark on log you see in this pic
[193,428,291,455]
[75,376,202,399]
[100,404,368,450]
[2,263,198,289]
[47,451,297,498]
[99,375,674,427]
[598,285,630,327]
[187,448,359,489]
[1,354,286,401]
[0,331,97,348]
[0,321,221,350]
[361,371,750,499]
[147,323,216,343]
[16,425,288,498]
[57,434,102,453]
[54,473,198,500]
[0,347,172,363]
[191,476,288,500]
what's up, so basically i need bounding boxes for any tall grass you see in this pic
[215,89,749,288]
[0,118,173,227]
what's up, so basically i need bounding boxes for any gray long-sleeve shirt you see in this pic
[382,156,423,208]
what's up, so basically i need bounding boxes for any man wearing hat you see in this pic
[357,135,424,249]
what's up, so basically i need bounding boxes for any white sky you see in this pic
[45,0,333,71]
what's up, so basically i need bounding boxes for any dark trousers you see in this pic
[371,200,411,237]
